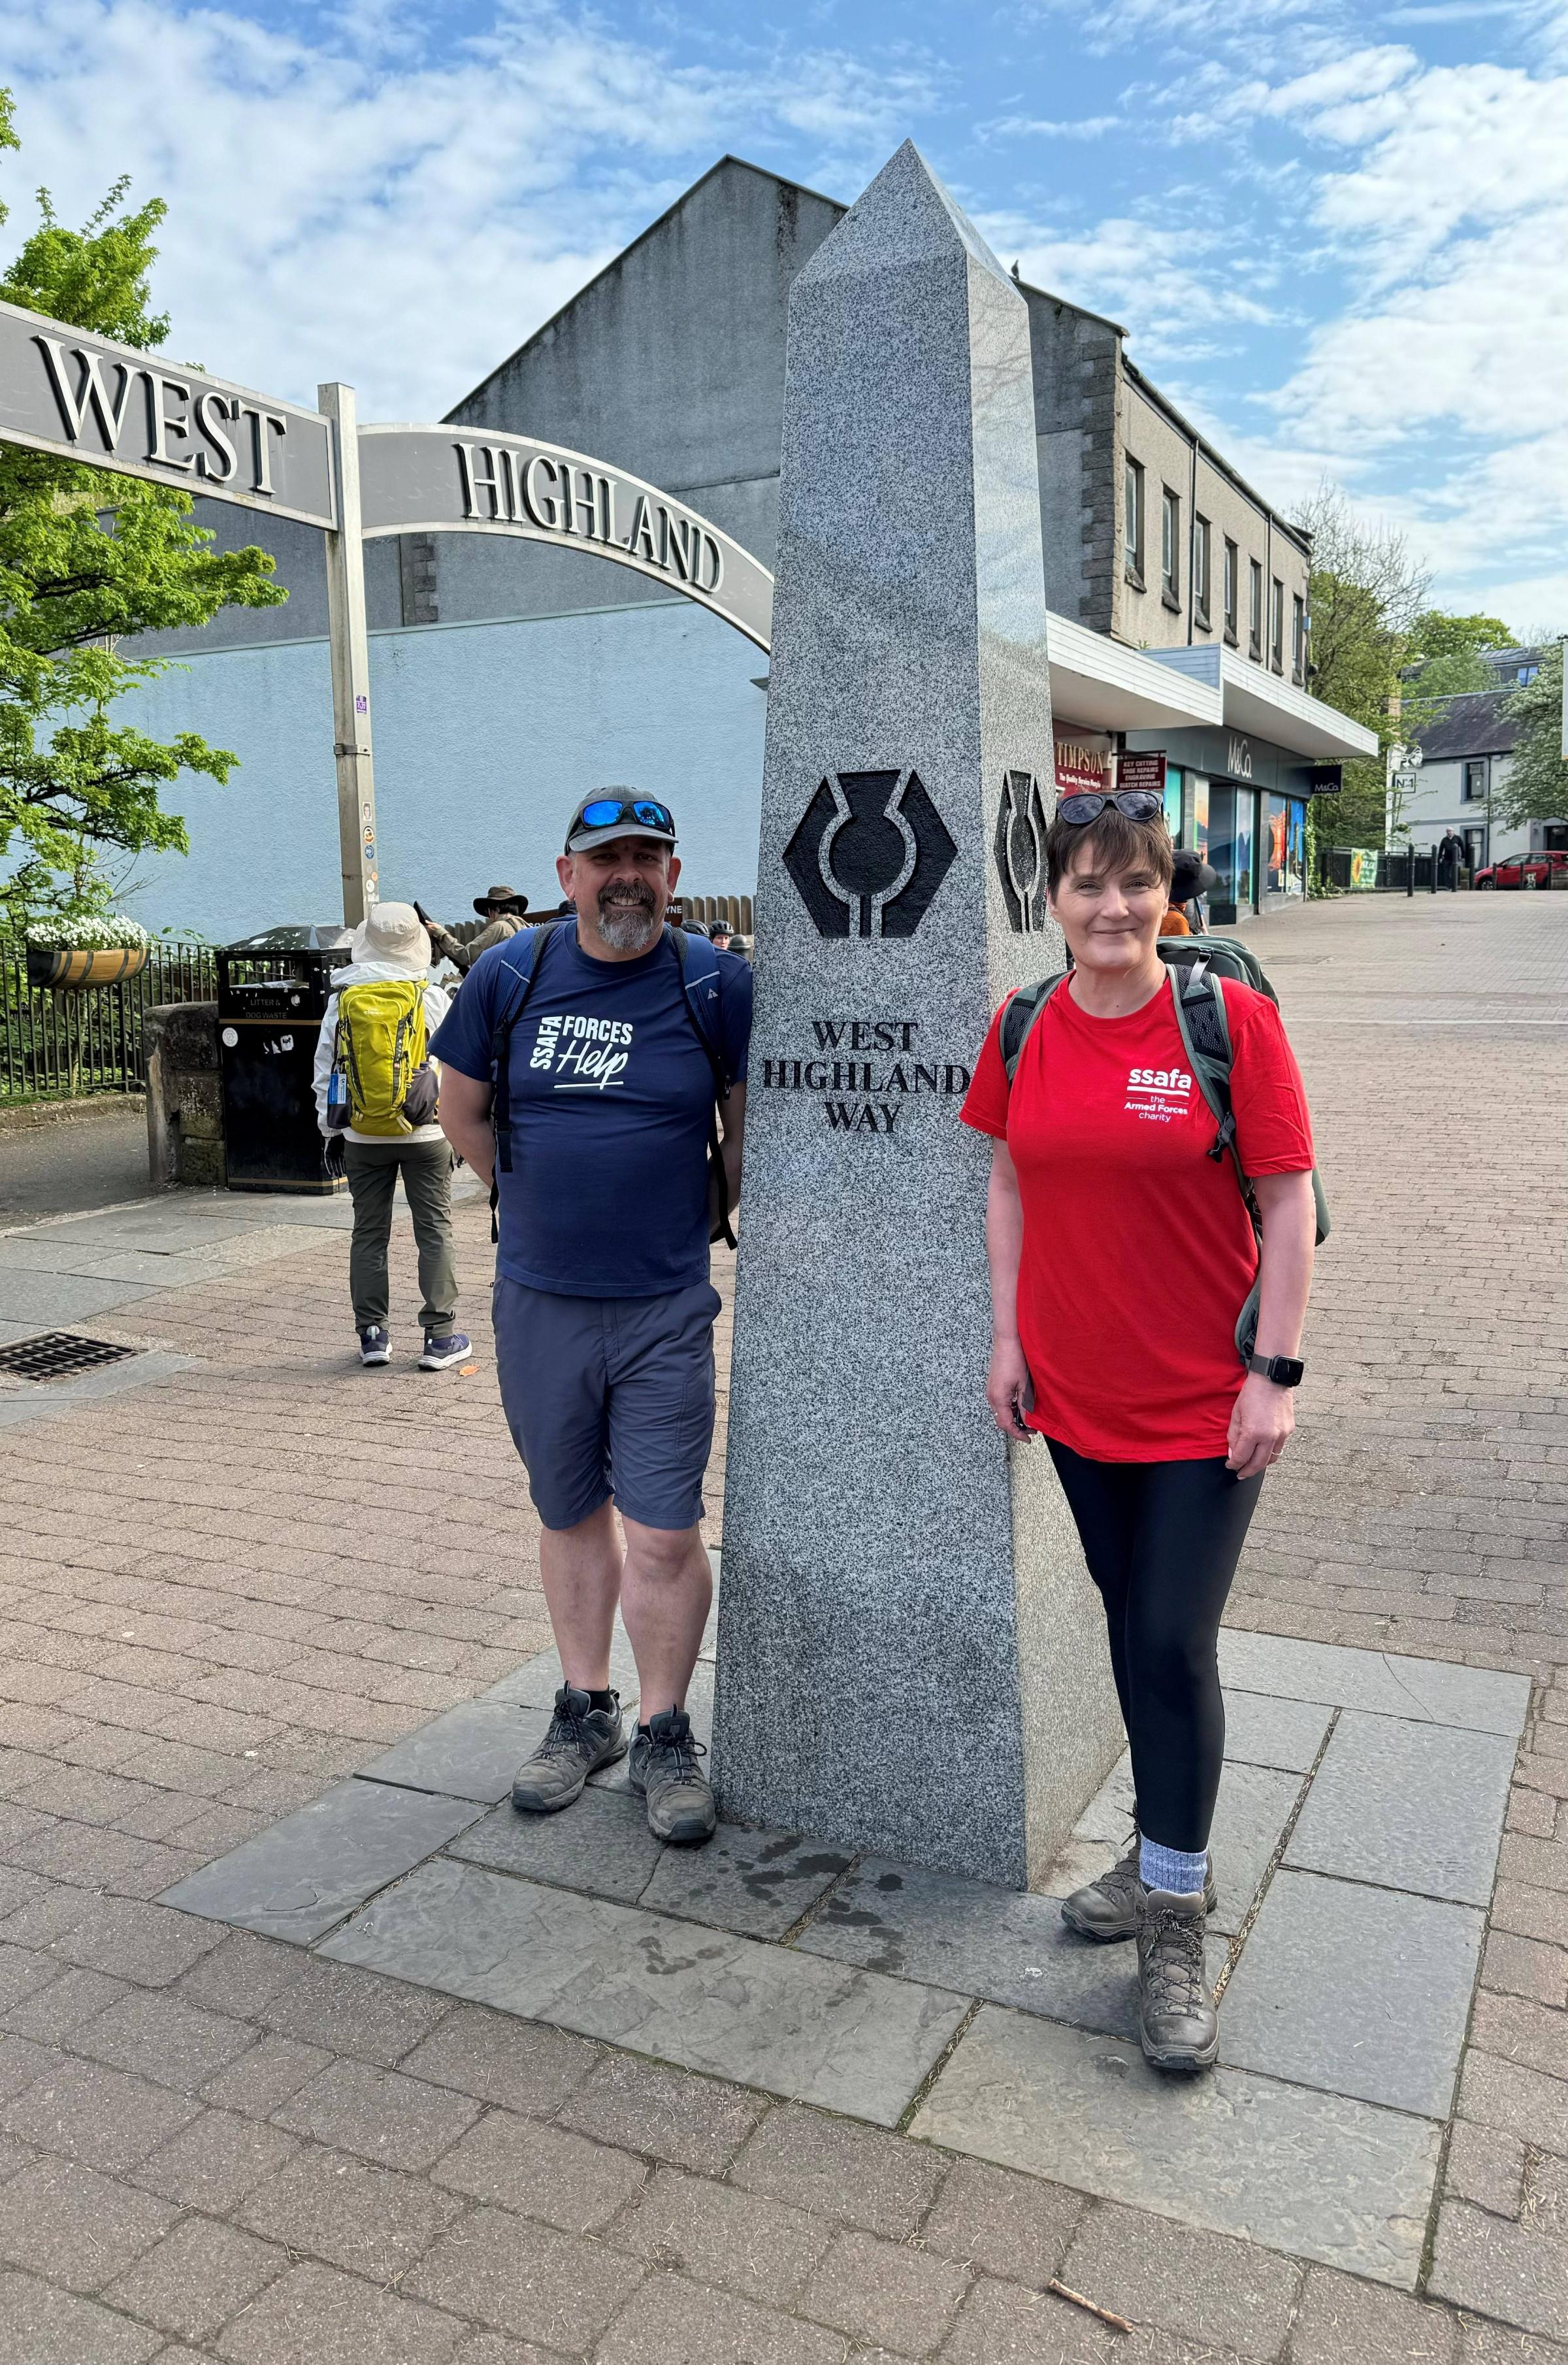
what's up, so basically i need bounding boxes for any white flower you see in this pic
[27,914,152,951]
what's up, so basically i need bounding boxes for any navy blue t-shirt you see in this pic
[431,922,753,1299]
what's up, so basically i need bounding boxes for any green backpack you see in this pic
[999,936,1329,1366]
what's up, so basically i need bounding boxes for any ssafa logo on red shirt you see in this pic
[1124,1063,1194,1124]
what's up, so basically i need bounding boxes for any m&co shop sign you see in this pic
[1053,736,1113,795]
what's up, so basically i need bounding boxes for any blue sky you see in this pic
[5,0,1567,628]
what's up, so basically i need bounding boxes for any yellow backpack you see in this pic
[335,980,429,1136]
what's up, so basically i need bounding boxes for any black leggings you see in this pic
[1048,1440,1264,1855]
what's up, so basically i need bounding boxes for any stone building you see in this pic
[131,157,1365,938]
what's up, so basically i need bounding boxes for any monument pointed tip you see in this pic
[796,139,1017,289]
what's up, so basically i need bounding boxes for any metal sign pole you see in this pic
[319,383,378,926]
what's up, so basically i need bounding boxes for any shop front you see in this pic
[1122,725,1316,918]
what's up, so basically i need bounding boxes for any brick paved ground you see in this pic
[0,890,1559,2360]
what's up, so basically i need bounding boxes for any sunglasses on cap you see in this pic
[1056,789,1165,825]
[574,797,674,835]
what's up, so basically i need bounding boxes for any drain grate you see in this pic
[0,1332,137,1383]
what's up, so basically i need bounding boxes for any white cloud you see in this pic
[0,0,933,417]
[978,112,1122,138]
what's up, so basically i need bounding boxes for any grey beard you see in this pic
[597,892,659,953]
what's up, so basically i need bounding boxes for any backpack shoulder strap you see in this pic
[1166,962,1249,1198]
[487,926,557,1238]
[1001,972,1070,1087]
[668,927,737,1250]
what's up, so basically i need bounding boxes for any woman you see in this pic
[960,790,1316,2072]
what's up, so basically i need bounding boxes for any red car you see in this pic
[1474,850,1568,889]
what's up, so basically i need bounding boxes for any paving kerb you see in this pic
[0,893,1558,2353]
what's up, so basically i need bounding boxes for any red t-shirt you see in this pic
[961,974,1315,1463]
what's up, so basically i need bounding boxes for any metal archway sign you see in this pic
[0,295,776,923]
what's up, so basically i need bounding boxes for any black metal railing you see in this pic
[0,940,217,1102]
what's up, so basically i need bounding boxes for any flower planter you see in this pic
[26,944,150,991]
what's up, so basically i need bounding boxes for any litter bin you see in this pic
[218,925,351,1193]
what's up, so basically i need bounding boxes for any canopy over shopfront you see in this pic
[1047,630,1379,917]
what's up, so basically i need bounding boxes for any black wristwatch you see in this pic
[1249,1352,1305,1388]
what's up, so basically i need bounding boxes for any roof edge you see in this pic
[1122,356,1311,556]
[444,156,848,423]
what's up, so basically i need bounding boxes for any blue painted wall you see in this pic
[119,601,768,940]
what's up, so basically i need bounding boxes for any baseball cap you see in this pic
[564,792,678,855]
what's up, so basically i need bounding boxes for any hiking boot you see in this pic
[358,1326,391,1366]
[419,1331,471,1372]
[1136,1885,1219,2072]
[630,1708,715,1845]
[511,1685,626,1814]
[1062,1830,1217,1942]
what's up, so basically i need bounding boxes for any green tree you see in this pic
[1409,610,1514,662]
[1401,608,1516,731]
[0,89,286,933]
[1294,484,1431,850]
[1494,639,1568,830]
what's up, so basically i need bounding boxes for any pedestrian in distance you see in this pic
[434,791,752,1846]
[1158,850,1217,938]
[709,919,734,951]
[313,901,472,1373]
[417,886,530,975]
[1437,829,1467,889]
[961,789,1316,2072]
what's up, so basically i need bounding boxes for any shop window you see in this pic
[1222,539,1239,644]
[1193,517,1212,631]
[1124,459,1145,586]
[1162,488,1181,608]
[1249,559,1264,659]
[1162,766,1184,844]
[1269,578,1284,672]
[1292,594,1305,683]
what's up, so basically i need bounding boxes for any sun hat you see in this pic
[472,885,528,915]
[1169,852,1218,902]
[350,901,431,976]
[564,791,678,855]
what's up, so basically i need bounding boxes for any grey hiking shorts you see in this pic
[493,1276,722,1533]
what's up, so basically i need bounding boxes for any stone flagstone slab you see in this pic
[1284,1711,1517,1906]
[449,1789,664,1903]
[319,1855,966,2127]
[1218,1632,1529,1737]
[642,1821,853,1942]
[1041,1760,1302,1941]
[158,1778,483,1943]
[796,1853,1226,2043]
[1221,1689,1334,1775]
[357,1702,548,1804]
[910,2004,1441,2288]
[483,1628,642,1712]
[1220,1868,1484,2119]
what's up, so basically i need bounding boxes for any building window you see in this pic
[1463,759,1489,802]
[1162,488,1181,608]
[1292,593,1305,683]
[1222,539,1239,644]
[1269,577,1284,672]
[1124,459,1145,586]
[1249,558,1263,659]
[1518,663,1539,684]
[1193,516,1211,630]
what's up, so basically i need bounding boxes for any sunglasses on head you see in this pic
[576,798,674,835]
[1056,789,1165,825]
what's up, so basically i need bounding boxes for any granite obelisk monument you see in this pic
[713,143,1124,1889]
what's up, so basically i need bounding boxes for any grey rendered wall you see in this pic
[1021,289,1120,631]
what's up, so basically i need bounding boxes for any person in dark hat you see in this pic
[417,887,530,974]
[1160,851,1218,938]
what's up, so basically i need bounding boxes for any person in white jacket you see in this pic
[312,902,470,1370]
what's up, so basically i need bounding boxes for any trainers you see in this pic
[1136,1885,1219,2072]
[1062,1827,1217,1942]
[358,1326,391,1366]
[630,1708,715,1845]
[419,1331,471,1371]
[511,1685,626,1813]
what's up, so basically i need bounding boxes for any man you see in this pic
[434,793,751,1844]
[418,886,529,975]
[312,902,470,1372]
[1437,828,1467,888]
